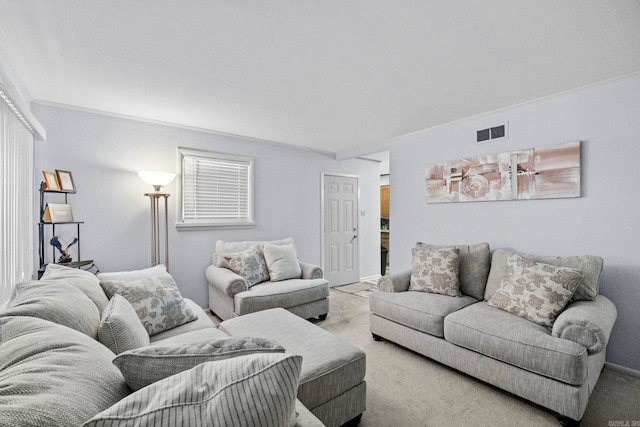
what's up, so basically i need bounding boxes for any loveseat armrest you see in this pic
[377,269,412,293]
[552,295,617,354]
[205,265,249,298]
[299,262,323,280]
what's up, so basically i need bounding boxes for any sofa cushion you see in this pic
[444,302,588,385]
[98,294,150,354]
[1,280,100,339]
[485,249,603,303]
[114,337,285,391]
[234,278,329,316]
[220,308,365,412]
[416,242,490,299]
[41,263,109,313]
[487,253,582,327]
[221,245,270,286]
[97,264,168,282]
[100,274,198,336]
[84,354,302,427]
[369,290,478,337]
[409,245,461,296]
[0,316,130,427]
[263,243,302,281]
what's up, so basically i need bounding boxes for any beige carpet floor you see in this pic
[314,286,640,427]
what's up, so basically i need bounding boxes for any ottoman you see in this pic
[220,308,366,427]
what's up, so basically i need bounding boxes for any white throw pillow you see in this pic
[263,243,302,281]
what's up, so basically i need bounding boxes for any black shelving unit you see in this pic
[38,185,95,277]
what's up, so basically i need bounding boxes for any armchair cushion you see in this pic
[234,278,329,316]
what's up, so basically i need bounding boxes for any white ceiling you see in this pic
[1,1,639,155]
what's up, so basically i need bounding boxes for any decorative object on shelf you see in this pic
[138,170,176,271]
[42,171,60,191]
[55,170,76,193]
[425,141,581,203]
[42,203,74,223]
[50,236,78,263]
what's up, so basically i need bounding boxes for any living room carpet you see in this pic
[313,286,640,427]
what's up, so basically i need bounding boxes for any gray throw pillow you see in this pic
[409,245,461,296]
[98,294,150,355]
[100,274,198,336]
[0,316,129,427]
[113,337,285,391]
[415,242,490,299]
[487,253,582,327]
[97,264,168,282]
[485,249,603,303]
[222,245,270,286]
[85,353,302,427]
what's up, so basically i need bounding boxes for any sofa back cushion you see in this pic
[415,242,490,300]
[485,249,603,303]
[41,263,109,313]
[0,316,130,426]
[0,280,101,339]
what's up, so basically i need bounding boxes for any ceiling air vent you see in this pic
[476,123,508,143]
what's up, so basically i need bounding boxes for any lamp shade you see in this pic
[138,171,176,192]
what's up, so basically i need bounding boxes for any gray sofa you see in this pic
[207,237,330,320]
[369,243,617,425]
[0,264,365,427]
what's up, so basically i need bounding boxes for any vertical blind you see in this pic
[0,95,34,305]
[180,149,254,227]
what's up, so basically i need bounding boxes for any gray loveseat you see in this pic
[369,243,617,425]
[207,237,330,320]
[0,264,365,426]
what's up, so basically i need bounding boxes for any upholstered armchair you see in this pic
[206,238,330,320]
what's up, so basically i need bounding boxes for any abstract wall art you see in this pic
[425,141,581,203]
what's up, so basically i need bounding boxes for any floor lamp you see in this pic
[138,171,176,272]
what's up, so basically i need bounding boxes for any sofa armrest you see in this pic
[299,262,323,280]
[552,295,617,354]
[205,265,248,298]
[377,269,412,293]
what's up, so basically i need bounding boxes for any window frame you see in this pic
[176,147,255,230]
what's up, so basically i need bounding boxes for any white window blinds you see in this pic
[179,148,254,228]
[0,90,34,305]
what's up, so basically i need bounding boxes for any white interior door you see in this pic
[323,174,359,287]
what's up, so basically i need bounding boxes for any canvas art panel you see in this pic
[426,142,580,203]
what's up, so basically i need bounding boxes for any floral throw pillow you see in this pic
[487,253,582,327]
[100,274,198,336]
[409,246,461,297]
[223,246,270,287]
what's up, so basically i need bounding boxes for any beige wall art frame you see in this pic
[425,141,581,203]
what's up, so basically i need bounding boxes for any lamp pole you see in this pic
[144,192,170,272]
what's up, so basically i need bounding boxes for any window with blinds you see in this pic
[178,148,254,228]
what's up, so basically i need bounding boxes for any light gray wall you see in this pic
[32,104,381,309]
[385,75,640,371]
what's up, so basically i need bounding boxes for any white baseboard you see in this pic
[360,274,381,283]
[605,362,640,378]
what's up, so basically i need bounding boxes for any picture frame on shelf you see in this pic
[55,170,76,193]
[43,171,60,191]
